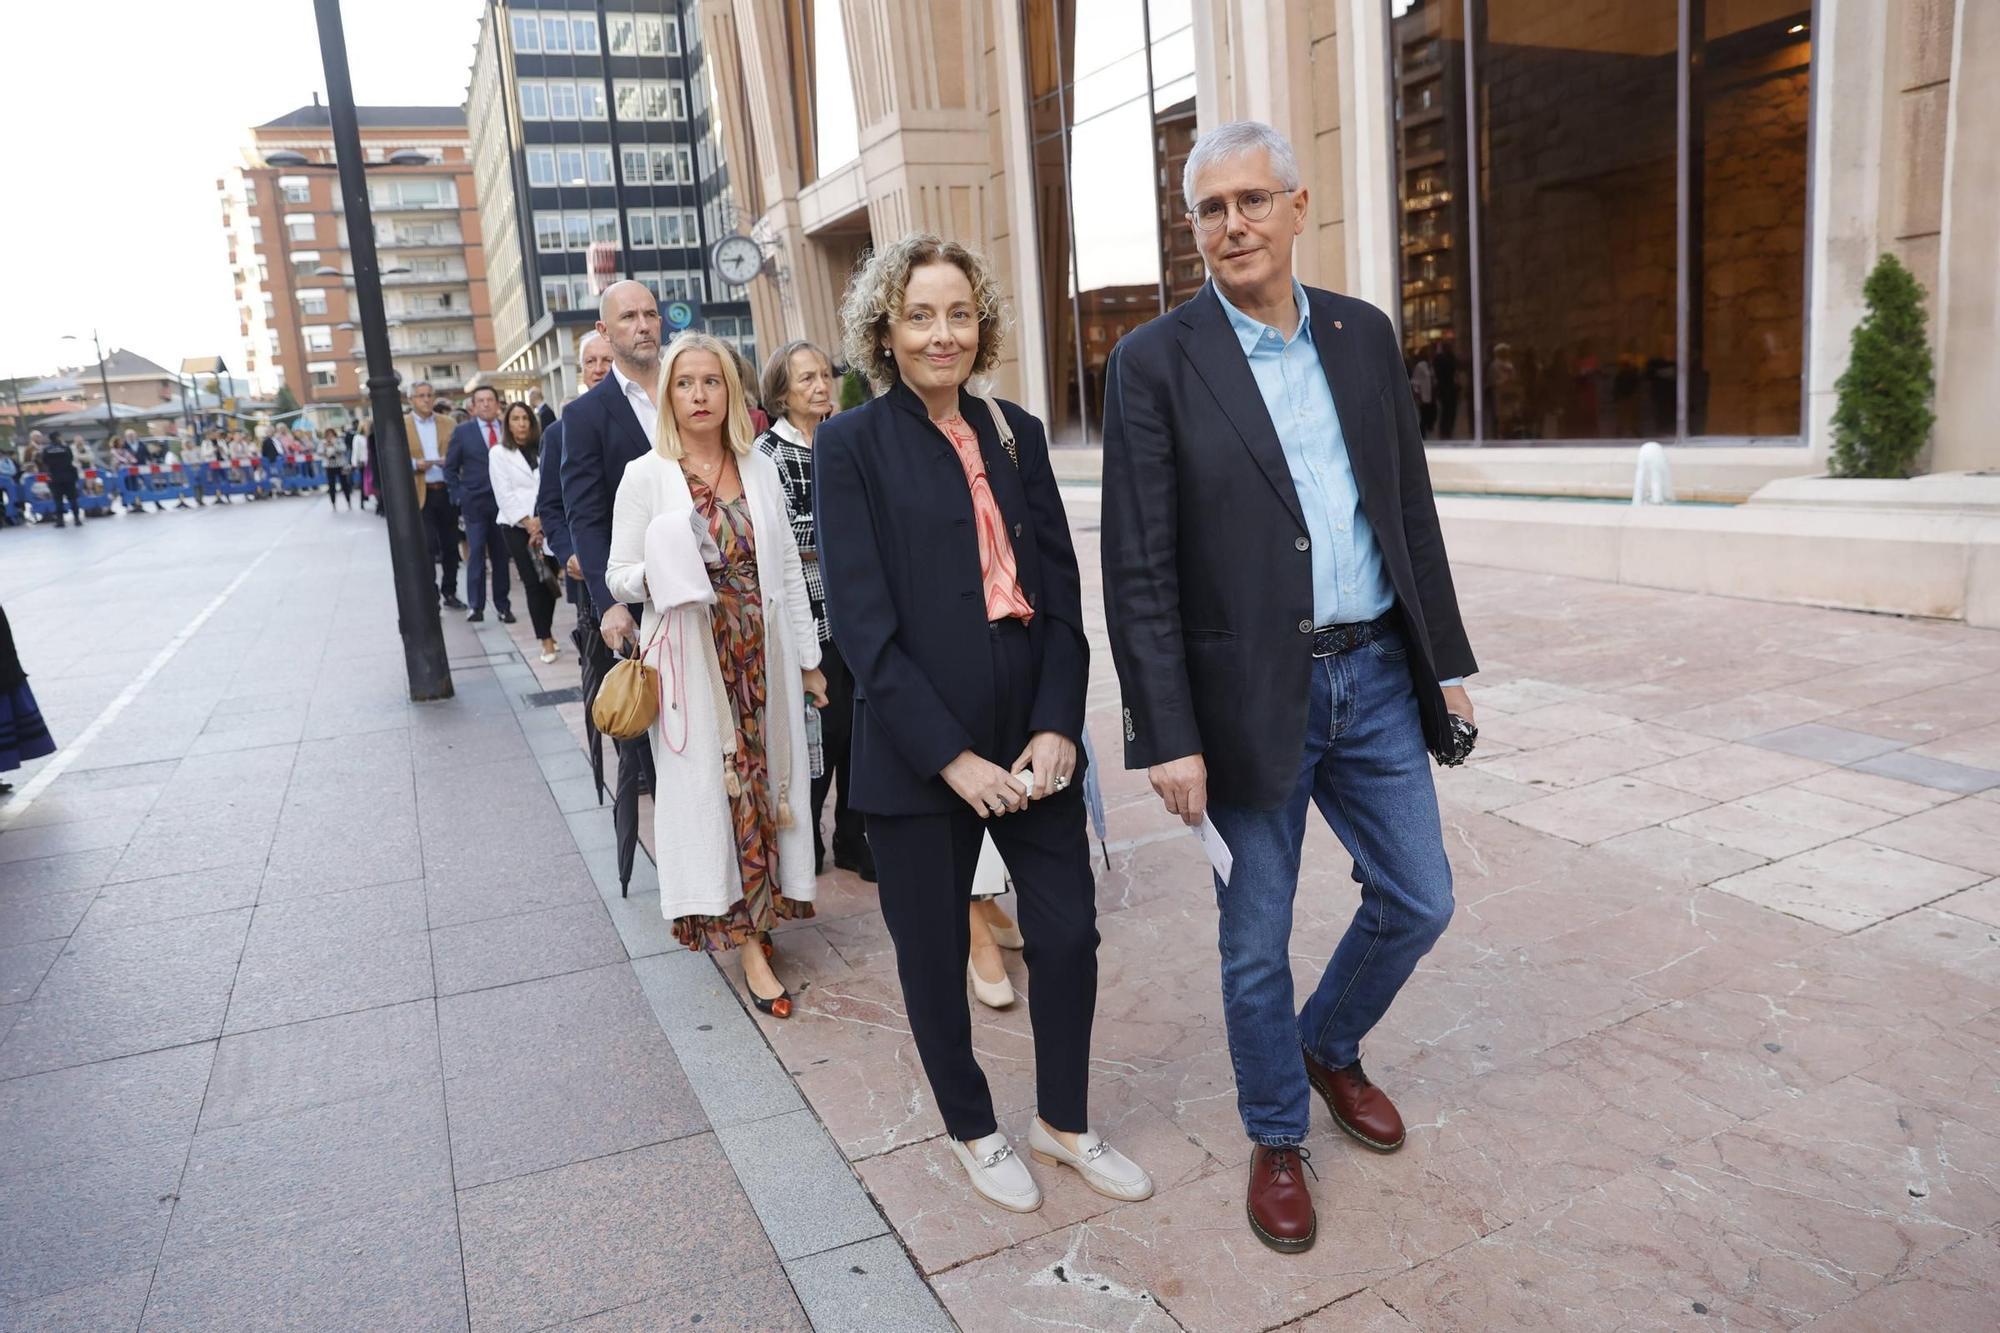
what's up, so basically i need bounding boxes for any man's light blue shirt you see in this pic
[1215,279,1393,628]
[1215,281,1462,688]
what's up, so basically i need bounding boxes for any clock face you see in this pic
[714,236,762,284]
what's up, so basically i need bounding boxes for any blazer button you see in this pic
[1298,619,1312,634]
[1295,536,1310,551]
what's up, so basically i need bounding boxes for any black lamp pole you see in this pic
[90,330,115,446]
[311,0,453,701]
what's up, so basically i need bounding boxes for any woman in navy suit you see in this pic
[813,233,1152,1215]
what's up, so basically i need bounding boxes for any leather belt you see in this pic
[1311,616,1389,658]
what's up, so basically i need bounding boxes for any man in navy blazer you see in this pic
[1102,121,1476,1254]
[536,332,616,608]
[559,281,662,652]
[443,385,514,623]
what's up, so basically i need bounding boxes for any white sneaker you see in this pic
[1028,1119,1154,1202]
[968,957,1015,1009]
[949,1132,1042,1213]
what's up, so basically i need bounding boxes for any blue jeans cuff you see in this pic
[1250,1133,1306,1149]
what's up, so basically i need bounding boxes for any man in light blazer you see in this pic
[404,381,464,609]
[443,385,515,624]
[1101,121,1477,1255]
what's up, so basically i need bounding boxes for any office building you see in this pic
[467,1,756,405]
[220,101,496,412]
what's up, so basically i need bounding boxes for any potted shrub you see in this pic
[1830,253,1935,479]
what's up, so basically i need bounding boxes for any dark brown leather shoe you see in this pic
[1245,1145,1316,1253]
[1303,1050,1406,1152]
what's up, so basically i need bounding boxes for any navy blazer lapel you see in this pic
[1307,287,1391,514]
[1176,284,1307,531]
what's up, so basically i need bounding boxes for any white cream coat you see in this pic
[605,448,823,922]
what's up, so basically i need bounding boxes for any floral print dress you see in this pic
[671,471,816,952]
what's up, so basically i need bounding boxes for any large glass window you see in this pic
[585,146,615,185]
[527,148,556,187]
[628,210,657,248]
[608,12,636,54]
[510,14,540,53]
[557,148,585,187]
[1386,0,1811,442]
[1024,0,1194,444]
[579,82,607,120]
[638,15,665,55]
[621,147,649,185]
[572,16,600,54]
[541,15,571,53]
[548,80,578,120]
[519,80,548,120]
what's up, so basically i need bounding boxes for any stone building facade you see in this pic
[700,0,1996,477]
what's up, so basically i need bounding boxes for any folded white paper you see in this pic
[1013,768,1037,798]
[1194,813,1233,885]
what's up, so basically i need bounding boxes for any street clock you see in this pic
[712,235,764,286]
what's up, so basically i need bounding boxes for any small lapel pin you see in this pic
[1333,320,1343,330]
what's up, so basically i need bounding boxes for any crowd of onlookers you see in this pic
[0,403,491,526]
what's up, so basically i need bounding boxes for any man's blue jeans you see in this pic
[1204,625,1453,1147]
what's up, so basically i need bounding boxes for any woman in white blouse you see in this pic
[491,402,562,662]
[606,332,827,1017]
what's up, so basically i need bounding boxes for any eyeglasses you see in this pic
[1189,187,1297,232]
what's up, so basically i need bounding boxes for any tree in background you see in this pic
[838,369,870,412]
[272,382,301,421]
[1830,253,1935,479]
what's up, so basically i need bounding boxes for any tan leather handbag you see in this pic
[592,647,659,740]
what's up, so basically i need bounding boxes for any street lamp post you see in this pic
[60,330,119,447]
[309,0,452,701]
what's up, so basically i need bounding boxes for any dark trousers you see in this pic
[48,480,82,525]
[1437,390,1459,439]
[462,506,513,615]
[502,524,558,639]
[420,487,460,600]
[812,636,863,857]
[866,620,1100,1142]
[326,467,352,506]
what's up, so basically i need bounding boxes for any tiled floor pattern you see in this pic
[499,489,1999,1333]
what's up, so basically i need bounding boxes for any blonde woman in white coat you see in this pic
[605,332,828,1017]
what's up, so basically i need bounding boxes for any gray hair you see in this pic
[1182,120,1303,211]
[577,330,607,355]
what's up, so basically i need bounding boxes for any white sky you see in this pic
[0,0,485,383]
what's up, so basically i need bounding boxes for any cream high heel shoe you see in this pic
[968,953,1015,1009]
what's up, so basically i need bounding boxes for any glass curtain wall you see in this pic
[1387,0,1811,444]
[1023,0,1195,445]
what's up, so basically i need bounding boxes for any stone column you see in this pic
[1930,0,1999,473]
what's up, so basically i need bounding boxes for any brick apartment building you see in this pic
[219,101,497,416]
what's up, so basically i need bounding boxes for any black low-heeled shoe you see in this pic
[749,985,793,1019]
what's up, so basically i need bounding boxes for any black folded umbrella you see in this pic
[571,604,609,803]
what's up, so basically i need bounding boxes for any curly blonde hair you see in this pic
[839,232,1007,390]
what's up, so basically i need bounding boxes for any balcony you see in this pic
[382,269,468,286]
[389,307,471,322]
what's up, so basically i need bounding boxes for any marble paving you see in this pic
[549,486,2000,1333]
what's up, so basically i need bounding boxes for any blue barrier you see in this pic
[219,460,262,497]
[78,469,114,515]
[128,465,187,506]
[275,456,326,494]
